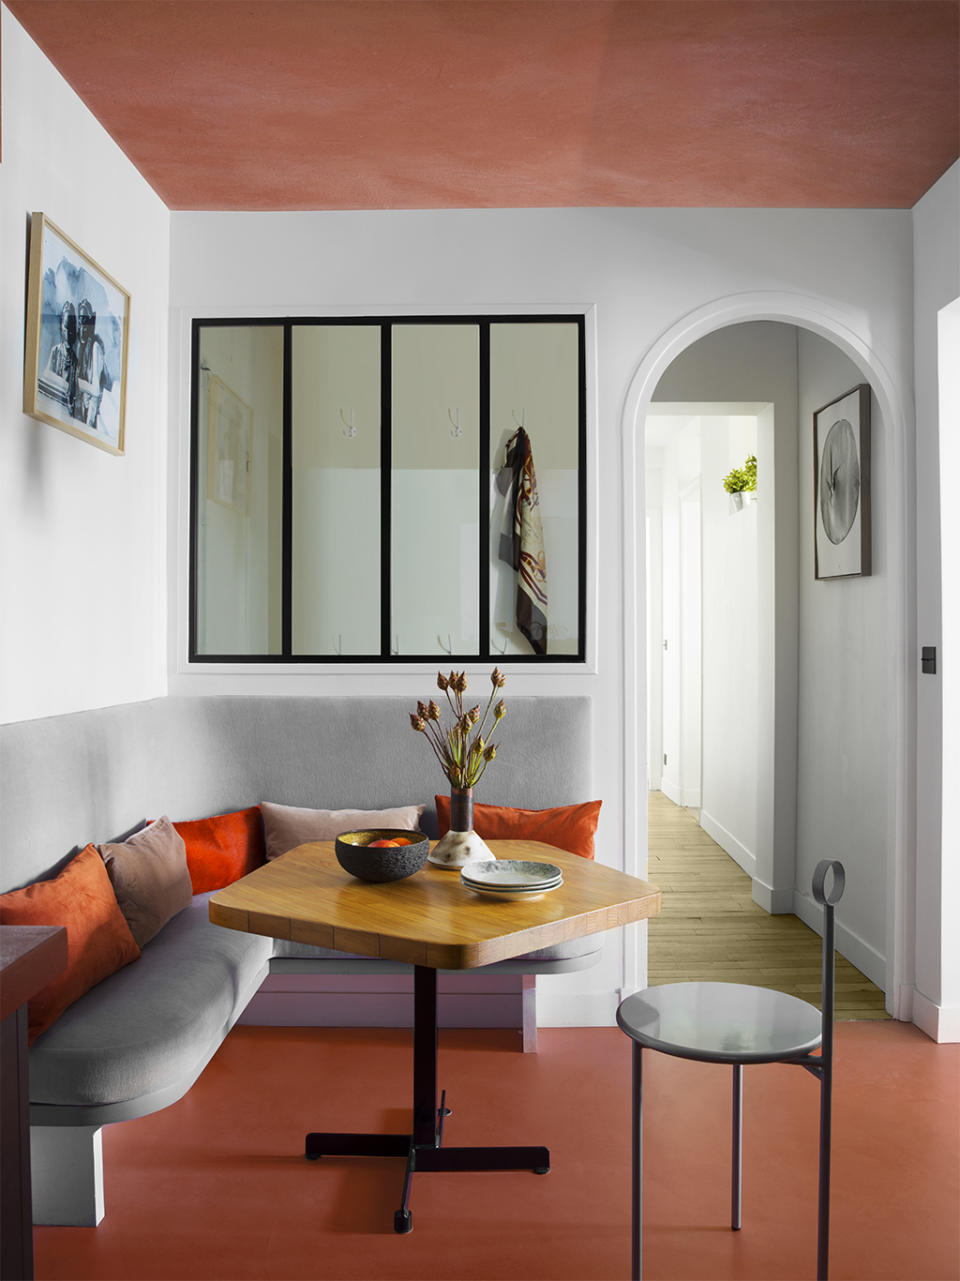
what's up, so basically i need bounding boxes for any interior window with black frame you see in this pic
[190,315,586,663]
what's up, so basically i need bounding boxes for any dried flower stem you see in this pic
[410,668,507,789]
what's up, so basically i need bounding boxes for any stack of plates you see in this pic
[460,859,563,901]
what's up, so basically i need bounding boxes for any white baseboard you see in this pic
[911,988,960,1043]
[698,809,756,878]
[660,777,683,808]
[751,878,795,914]
[792,890,886,990]
[536,990,619,1027]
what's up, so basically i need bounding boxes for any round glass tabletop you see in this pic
[617,982,823,1064]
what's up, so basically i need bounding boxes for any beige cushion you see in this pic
[99,816,193,947]
[260,800,425,861]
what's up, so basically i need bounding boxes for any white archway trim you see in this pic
[620,291,914,1019]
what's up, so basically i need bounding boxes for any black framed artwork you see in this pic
[813,384,871,580]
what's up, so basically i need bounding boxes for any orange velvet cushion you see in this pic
[0,844,140,1044]
[173,806,266,893]
[435,796,602,860]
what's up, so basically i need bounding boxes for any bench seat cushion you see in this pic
[29,893,272,1113]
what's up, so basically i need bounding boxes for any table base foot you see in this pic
[413,1145,550,1174]
[306,1097,550,1234]
[305,1132,410,1159]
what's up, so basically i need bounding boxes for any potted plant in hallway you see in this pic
[723,455,757,511]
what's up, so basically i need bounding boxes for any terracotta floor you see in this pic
[36,1022,958,1281]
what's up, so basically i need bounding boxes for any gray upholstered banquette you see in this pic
[0,694,600,1224]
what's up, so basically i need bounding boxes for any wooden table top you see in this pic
[210,839,661,970]
[0,925,68,1022]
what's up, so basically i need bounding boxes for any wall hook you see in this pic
[339,409,357,439]
[448,408,463,439]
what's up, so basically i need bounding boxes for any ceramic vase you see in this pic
[428,785,494,870]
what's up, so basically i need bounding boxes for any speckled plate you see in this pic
[460,859,563,890]
[460,878,563,902]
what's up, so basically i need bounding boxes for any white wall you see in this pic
[794,331,889,985]
[651,410,761,851]
[0,6,171,724]
[168,216,914,1025]
[700,417,760,874]
[656,415,701,806]
[912,162,960,1040]
[937,298,960,1040]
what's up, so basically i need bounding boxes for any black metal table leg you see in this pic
[632,1041,642,1281]
[305,964,550,1233]
[731,1062,742,1230]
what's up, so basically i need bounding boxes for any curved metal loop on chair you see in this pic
[812,859,845,906]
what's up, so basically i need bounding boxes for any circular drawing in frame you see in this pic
[819,417,860,544]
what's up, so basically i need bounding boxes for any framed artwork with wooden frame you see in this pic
[23,212,130,456]
[813,383,871,579]
[206,374,253,514]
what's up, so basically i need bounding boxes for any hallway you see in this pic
[647,790,889,1019]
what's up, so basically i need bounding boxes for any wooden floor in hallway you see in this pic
[647,790,889,1019]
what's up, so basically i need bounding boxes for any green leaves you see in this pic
[722,454,757,494]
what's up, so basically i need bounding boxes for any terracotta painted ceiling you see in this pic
[6,0,959,210]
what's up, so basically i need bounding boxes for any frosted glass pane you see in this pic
[195,326,283,655]
[489,323,579,655]
[392,325,480,656]
[291,325,380,654]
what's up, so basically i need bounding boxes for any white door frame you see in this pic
[620,291,913,1018]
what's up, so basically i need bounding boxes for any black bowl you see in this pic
[334,829,430,883]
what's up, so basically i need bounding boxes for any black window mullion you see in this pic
[281,322,293,657]
[577,316,587,662]
[380,324,392,658]
[479,322,491,658]
[188,321,201,660]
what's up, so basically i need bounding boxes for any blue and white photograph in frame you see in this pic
[23,212,130,456]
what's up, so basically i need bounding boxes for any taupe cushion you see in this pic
[28,893,272,1109]
[260,800,425,861]
[99,817,192,947]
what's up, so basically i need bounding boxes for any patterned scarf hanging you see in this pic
[496,427,548,655]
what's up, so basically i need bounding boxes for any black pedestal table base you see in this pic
[304,964,550,1233]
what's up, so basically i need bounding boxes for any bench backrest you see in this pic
[0,695,592,891]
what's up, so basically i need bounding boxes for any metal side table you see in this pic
[617,860,845,1281]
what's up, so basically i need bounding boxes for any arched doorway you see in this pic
[620,294,912,1019]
